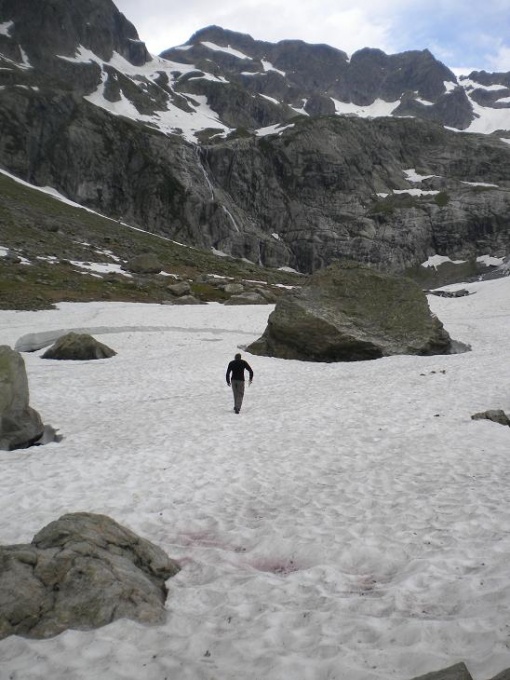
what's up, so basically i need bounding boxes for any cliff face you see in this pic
[0,1,509,275]
[200,117,510,272]
[0,0,151,68]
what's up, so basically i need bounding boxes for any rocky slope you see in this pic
[0,0,509,278]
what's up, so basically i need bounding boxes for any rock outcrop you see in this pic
[410,663,474,680]
[247,262,453,361]
[0,0,151,73]
[164,27,470,129]
[122,253,163,274]
[0,512,180,640]
[0,345,44,451]
[167,281,191,297]
[42,332,116,360]
[408,661,510,680]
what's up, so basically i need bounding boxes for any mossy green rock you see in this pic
[247,261,452,361]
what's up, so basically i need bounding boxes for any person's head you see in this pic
[235,353,241,360]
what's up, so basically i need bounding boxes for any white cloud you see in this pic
[118,0,406,55]
[487,45,510,72]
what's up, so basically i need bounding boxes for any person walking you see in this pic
[226,353,254,413]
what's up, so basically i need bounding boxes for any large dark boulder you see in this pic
[0,513,180,640]
[0,345,44,450]
[247,262,452,361]
[42,332,116,360]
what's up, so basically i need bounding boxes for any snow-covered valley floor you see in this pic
[1,276,510,680]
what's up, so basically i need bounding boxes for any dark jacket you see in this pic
[226,359,253,384]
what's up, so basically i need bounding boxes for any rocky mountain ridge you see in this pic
[162,25,501,134]
[0,0,510,278]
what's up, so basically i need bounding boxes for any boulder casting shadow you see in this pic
[247,261,461,362]
[42,332,116,360]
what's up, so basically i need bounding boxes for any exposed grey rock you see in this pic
[0,0,151,72]
[409,662,473,680]
[223,283,245,294]
[41,332,116,361]
[0,512,180,640]
[304,94,336,118]
[198,116,510,273]
[247,262,453,361]
[164,27,462,127]
[122,254,163,274]
[253,287,278,303]
[167,281,191,296]
[196,274,232,286]
[471,409,510,426]
[430,289,470,298]
[171,295,205,305]
[462,71,510,112]
[224,291,268,305]
[0,345,44,451]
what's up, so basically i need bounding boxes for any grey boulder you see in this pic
[224,291,268,305]
[0,513,181,640]
[167,280,191,297]
[171,295,205,305]
[122,253,163,274]
[247,261,453,361]
[0,345,44,451]
[42,332,116,360]
[223,283,245,295]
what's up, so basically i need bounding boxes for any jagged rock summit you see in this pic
[0,0,510,278]
[0,0,151,70]
[247,262,453,361]
[162,25,471,130]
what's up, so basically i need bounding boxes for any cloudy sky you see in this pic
[115,0,510,74]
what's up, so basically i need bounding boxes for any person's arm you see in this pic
[244,361,254,383]
[226,363,232,386]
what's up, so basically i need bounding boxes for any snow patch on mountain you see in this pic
[0,20,13,37]
[404,169,440,182]
[332,98,399,118]
[464,97,510,134]
[201,42,251,60]
[261,59,286,76]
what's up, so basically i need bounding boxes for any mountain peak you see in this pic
[0,0,151,67]
[187,25,257,48]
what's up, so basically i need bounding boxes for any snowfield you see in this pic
[1,275,510,680]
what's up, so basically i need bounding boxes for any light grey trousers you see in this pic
[231,380,245,411]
